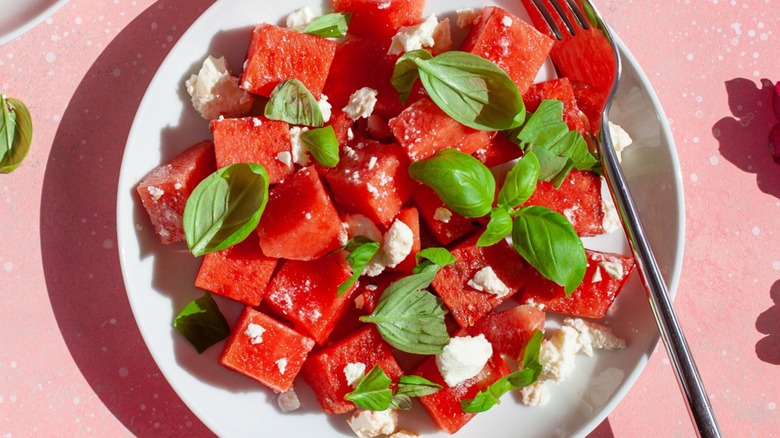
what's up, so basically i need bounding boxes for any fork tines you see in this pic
[530,0,591,40]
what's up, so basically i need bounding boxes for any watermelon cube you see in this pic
[241,24,337,98]
[523,77,587,134]
[355,271,406,314]
[194,231,277,307]
[389,98,493,161]
[331,0,425,43]
[264,252,358,345]
[301,326,404,414]
[472,133,523,168]
[467,305,545,360]
[461,6,554,95]
[523,169,605,237]
[323,139,417,228]
[209,116,292,184]
[257,166,346,260]
[517,249,636,318]
[431,233,528,328]
[219,307,315,393]
[412,185,486,246]
[136,140,216,244]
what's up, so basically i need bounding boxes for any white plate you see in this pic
[0,0,69,46]
[116,1,684,437]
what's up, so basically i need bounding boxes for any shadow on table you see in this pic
[39,0,216,436]
[756,280,780,365]
[713,78,780,199]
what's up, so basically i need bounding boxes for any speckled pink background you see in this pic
[0,0,778,436]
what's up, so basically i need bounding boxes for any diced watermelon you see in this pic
[301,326,404,414]
[323,139,417,228]
[391,206,421,272]
[219,307,315,393]
[571,80,604,135]
[194,231,277,307]
[331,0,425,43]
[472,132,523,168]
[413,352,510,434]
[523,169,605,237]
[241,23,336,98]
[516,249,636,318]
[412,185,486,246]
[467,305,545,360]
[431,234,528,328]
[209,116,292,184]
[389,98,493,161]
[136,140,216,244]
[327,108,355,147]
[257,166,346,260]
[264,252,358,345]
[355,271,406,314]
[461,6,554,95]
[523,77,587,134]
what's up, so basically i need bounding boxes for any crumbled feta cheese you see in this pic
[563,318,626,356]
[289,126,311,165]
[347,127,355,141]
[600,182,621,233]
[456,8,480,28]
[599,260,624,280]
[377,0,392,10]
[343,214,383,242]
[244,323,266,344]
[501,15,513,27]
[608,121,633,162]
[343,362,367,387]
[276,358,288,374]
[388,15,439,55]
[276,151,293,167]
[518,381,551,406]
[380,219,414,268]
[318,94,332,123]
[174,182,183,190]
[146,185,164,201]
[347,409,398,438]
[286,6,316,30]
[538,325,580,383]
[344,87,378,120]
[185,55,253,120]
[390,431,421,438]
[368,156,378,170]
[467,266,511,298]
[277,387,301,412]
[433,207,452,223]
[591,265,603,283]
[435,334,493,387]
[252,117,263,127]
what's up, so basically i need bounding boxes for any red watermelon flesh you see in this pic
[523,169,605,237]
[523,77,587,134]
[411,184,487,246]
[467,305,545,360]
[331,0,425,43]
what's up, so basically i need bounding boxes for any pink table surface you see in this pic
[1,0,778,436]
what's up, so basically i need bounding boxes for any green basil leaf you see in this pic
[414,51,525,131]
[498,151,540,207]
[264,79,323,127]
[172,293,230,353]
[344,365,393,411]
[477,207,513,247]
[511,100,569,149]
[516,330,544,380]
[359,270,449,355]
[397,375,442,398]
[338,238,381,296]
[460,375,515,413]
[391,49,432,105]
[408,149,495,218]
[0,95,33,174]
[183,163,269,257]
[302,12,350,37]
[412,247,456,274]
[301,125,340,167]
[512,206,586,295]
[390,394,413,410]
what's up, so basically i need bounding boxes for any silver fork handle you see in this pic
[599,113,722,438]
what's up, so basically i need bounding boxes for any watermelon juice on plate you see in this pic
[116,0,684,436]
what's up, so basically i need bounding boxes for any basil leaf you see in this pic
[397,375,442,398]
[408,149,495,218]
[512,206,586,295]
[301,125,339,167]
[477,207,513,247]
[359,270,450,355]
[511,100,569,150]
[344,365,393,411]
[390,394,413,410]
[264,79,324,127]
[517,330,544,379]
[413,51,525,131]
[183,163,270,257]
[498,151,540,207]
[172,293,230,353]
[392,49,432,105]
[413,247,456,274]
[302,12,350,37]
[338,238,381,296]
[460,375,515,413]
[0,95,33,174]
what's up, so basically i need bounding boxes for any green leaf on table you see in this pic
[0,95,33,174]
[302,13,351,37]
[396,375,442,398]
[412,247,456,274]
[477,207,513,247]
[183,163,269,257]
[173,293,230,354]
[497,151,540,208]
[338,237,381,296]
[264,79,324,127]
[301,125,340,167]
[344,365,393,411]
[391,49,433,104]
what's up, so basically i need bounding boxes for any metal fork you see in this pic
[520,0,721,436]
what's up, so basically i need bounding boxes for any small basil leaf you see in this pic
[460,375,514,413]
[390,394,413,410]
[477,207,513,247]
[397,375,442,398]
[414,51,525,131]
[516,330,544,380]
[511,100,569,149]
[264,79,324,127]
[512,206,586,295]
[408,149,495,218]
[359,270,449,355]
[183,163,270,257]
[498,151,540,207]
[338,238,381,296]
[172,293,230,354]
[391,49,432,105]
[0,95,33,174]
[412,247,456,274]
[301,125,340,167]
[344,365,393,411]
[302,12,350,37]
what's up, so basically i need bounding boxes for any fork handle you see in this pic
[598,118,722,438]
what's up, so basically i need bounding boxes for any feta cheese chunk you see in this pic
[607,121,633,163]
[289,126,311,166]
[598,260,625,280]
[347,409,398,438]
[518,381,551,406]
[600,183,621,234]
[467,266,511,298]
[343,213,384,243]
[343,362,367,387]
[433,207,452,223]
[344,87,378,120]
[562,318,626,356]
[286,6,316,30]
[380,219,414,268]
[318,94,332,123]
[456,8,480,28]
[244,323,266,345]
[435,334,493,387]
[388,15,439,55]
[185,55,253,120]
[277,387,301,412]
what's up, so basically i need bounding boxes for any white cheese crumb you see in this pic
[252,117,262,127]
[368,156,378,170]
[344,87,378,121]
[591,265,603,283]
[318,94,332,123]
[518,381,551,406]
[146,185,164,201]
[173,182,183,190]
[456,8,480,28]
[388,15,439,55]
[390,431,421,438]
[347,127,355,141]
[276,151,293,167]
[433,207,452,223]
[289,126,311,165]
[344,214,383,243]
[286,6,316,30]
[277,387,301,412]
[380,219,414,268]
[185,55,253,120]
[608,121,633,162]
[244,323,266,345]
[538,325,580,383]
[501,15,513,27]
[467,266,511,298]
[599,260,624,280]
[343,362,367,387]
[347,409,398,438]
[276,358,288,374]
[435,334,493,387]
[600,181,621,234]
[563,318,626,356]
[377,0,391,10]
